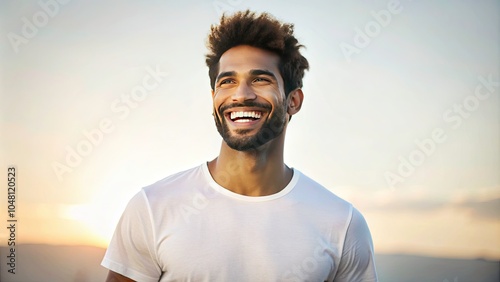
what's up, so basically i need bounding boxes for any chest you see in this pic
[155,202,338,281]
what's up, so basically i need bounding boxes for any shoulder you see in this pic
[143,164,204,193]
[293,169,353,213]
[293,170,377,280]
[291,169,357,239]
[140,164,206,206]
[145,164,204,188]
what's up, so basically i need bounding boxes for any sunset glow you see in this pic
[1,0,498,263]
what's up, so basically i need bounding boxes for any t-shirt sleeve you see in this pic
[101,190,162,282]
[334,207,378,282]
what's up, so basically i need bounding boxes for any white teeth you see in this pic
[234,119,252,123]
[230,111,262,120]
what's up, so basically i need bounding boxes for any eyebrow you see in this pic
[249,69,277,80]
[215,69,278,83]
[215,71,236,83]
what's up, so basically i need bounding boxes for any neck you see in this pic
[207,133,292,196]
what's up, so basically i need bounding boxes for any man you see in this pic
[102,10,377,282]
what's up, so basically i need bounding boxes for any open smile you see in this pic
[229,111,263,123]
[223,108,267,127]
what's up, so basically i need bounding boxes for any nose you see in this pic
[231,82,257,102]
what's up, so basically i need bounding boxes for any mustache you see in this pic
[219,102,272,113]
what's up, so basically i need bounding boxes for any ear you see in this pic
[211,89,215,98]
[287,88,304,116]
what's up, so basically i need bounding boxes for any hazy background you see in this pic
[0,0,499,280]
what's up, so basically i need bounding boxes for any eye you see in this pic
[253,77,270,83]
[219,78,235,85]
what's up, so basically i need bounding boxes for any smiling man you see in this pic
[102,10,377,282]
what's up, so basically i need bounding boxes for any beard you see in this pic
[213,100,287,151]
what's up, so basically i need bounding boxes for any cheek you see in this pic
[212,89,230,107]
[212,95,226,119]
[212,93,223,109]
[272,94,288,109]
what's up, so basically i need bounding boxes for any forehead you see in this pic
[218,45,280,75]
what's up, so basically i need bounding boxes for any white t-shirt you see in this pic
[101,163,377,282]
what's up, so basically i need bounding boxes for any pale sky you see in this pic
[1,0,499,259]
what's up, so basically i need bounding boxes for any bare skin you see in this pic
[105,45,304,281]
[208,45,303,196]
[105,270,135,282]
